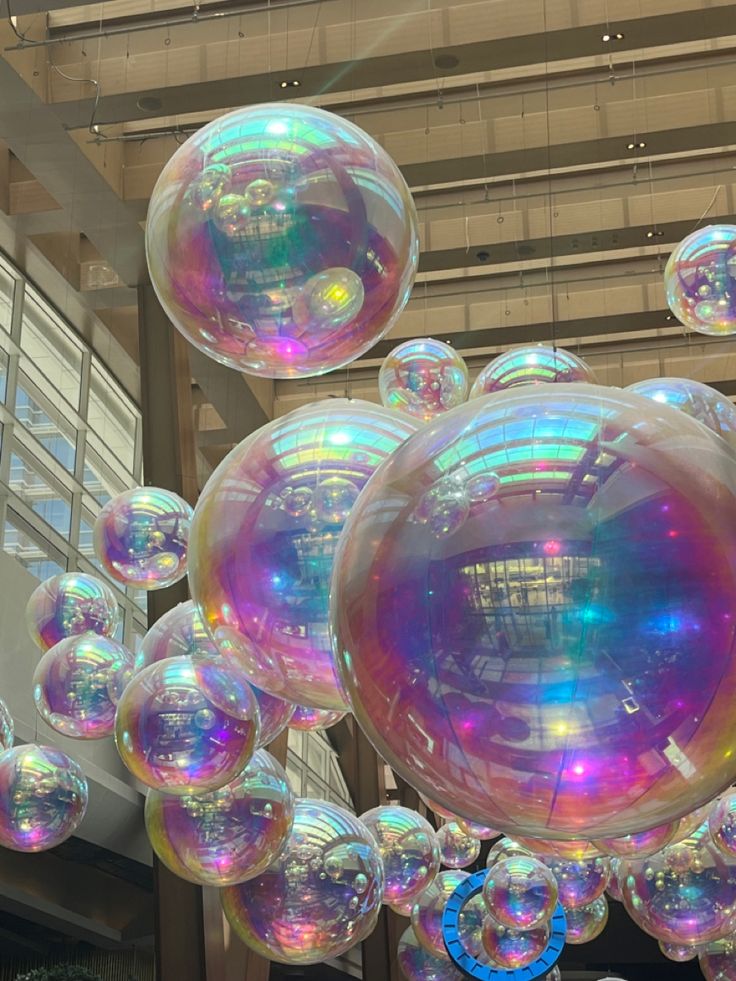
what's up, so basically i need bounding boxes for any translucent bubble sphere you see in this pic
[221,798,384,964]
[482,855,559,930]
[564,896,609,944]
[361,805,440,906]
[620,826,736,944]
[115,654,258,794]
[145,748,294,886]
[94,487,193,589]
[190,398,417,710]
[627,377,736,447]
[672,803,712,844]
[486,838,533,868]
[0,696,13,751]
[33,633,134,739]
[135,600,217,672]
[470,344,596,398]
[332,383,736,839]
[412,870,468,958]
[437,822,480,869]
[456,819,498,840]
[26,572,119,651]
[659,940,699,962]
[593,821,678,859]
[710,793,736,859]
[397,926,465,981]
[543,856,610,909]
[700,939,736,981]
[145,103,419,379]
[379,339,469,422]
[664,224,736,336]
[288,704,346,731]
[606,858,624,902]
[481,916,549,968]
[0,744,88,851]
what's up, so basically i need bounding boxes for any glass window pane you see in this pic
[83,452,125,506]
[0,261,15,334]
[9,450,72,535]
[21,292,83,409]
[0,351,7,403]
[88,364,136,473]
[15,378,77,471]
[3,511,65,581]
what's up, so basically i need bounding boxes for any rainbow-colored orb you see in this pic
[564,896,609,944]
[481,916,549,969]
[543,856,610,909]
[26,572,119,651]
[709,792,736,858]
[135,600,217,672]
[627,377,736,446]
[411,870,468,958]
[360,805,439,906]
[436,821,480,869]
[470,344,596,398]
[483,855,558,930]
[379,339,469,422]
[664,224,736,336]
[397,926,464,981]
[145,103,419,379]
[660,940,700,962]
[456,818,498,840]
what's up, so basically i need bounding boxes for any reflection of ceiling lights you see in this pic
[626,140,647,150]
[279,79,301,89]
[601,31,625,41]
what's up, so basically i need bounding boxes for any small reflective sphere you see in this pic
[145,749,294,886]
[456,819,498,840]
[0,696,13,751]
[135,600,217,672]
[145,103,419,379]
[0,745,88,851]
[437,822,480,869]
[664,224,736,336]
[543,856,610,909]
[486,838,533,868]
[621,825,736,944]
[332,384,736,838]
[221,798,384,964]
[672,803,712,844]
[700,939,736,981]
[412,870,469,958]
[481,916,549,968]
[190,398,417,710]
[660,940,699,962]
[94,487,193,589]
[379,339,469,422]
[456,894,493,963]
[606,858,624,902]
[397,926,464,981]
[627,377,736,448]
[26,573,119,651]
[593,820,678,859]
[709,793,736,859]
[33,633,134,739]
[289,705,346,731]
[360,805,440,906]
[565,896,609,944]
[251,686,295,746]
[483,855,559,930]
[470,344,596,398]
[115,654,258,794]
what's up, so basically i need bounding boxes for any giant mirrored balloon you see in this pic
[379,339,469,422]
[145,103,419,379]
[470,344,596,398]
[190,398,417,710]
[26,572,119,651]
[627,377,736,448]
[332,384,736,838]
[664,224,736,336]
[360,805,440,906]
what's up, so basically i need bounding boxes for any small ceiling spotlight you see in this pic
[279,79,301,89]
[646,229,664,239]
[626,140,647,150]
[602,31,625,41]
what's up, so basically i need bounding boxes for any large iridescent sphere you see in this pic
[145,749,294,886]
[543,856,610,909]
[288,704,346,731]
[379,339,469,422]
[33,633,134,739]
[190,399,417,710]
[94,487,193,589]
[251,686,295,746]
[145,103,419,379]
[660,940,700,962]
[412,870,468,958]
[620,825,736,944]
[0,696,13,751]
[470,344,596,398]
[437,822,480,869]
[481,916,549,968]
[115,654,258,794]
[564,896,609,944]
[332,384,736,839]
[0,745,88,852]
[135,600,217,672]
[627,377,736,447]
[360,805,440,906]
[221,798,384,964]
[486,838,533,867]
[456,819,498,840]
[483,855,558,930]
[664,224,736,336]
[593,820,678,859]
[710,793,736,859]
[397,926,465,981]
[701,939,736,980]
[26,572,119,651]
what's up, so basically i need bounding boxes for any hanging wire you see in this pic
[425,0,444,109]
[542,0,557,351]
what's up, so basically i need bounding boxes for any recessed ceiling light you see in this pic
[646,229,664,239]
[279,79,301,89]
[602,31,624,41]
[626,140,647,150]
[137,95,163,112]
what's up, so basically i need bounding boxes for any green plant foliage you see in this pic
[15,967,102,981]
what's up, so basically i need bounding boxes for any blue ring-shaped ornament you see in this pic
[441,870,567,980]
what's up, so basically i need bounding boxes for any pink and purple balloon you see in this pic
[481,916,549,968]
[543,856,610,910]
[482,855,558,930]
[437,822,480,869]
[145,103,419,379]
[361,805,440,906]
[221,798,384,964]
[26,572,119,651]
[288,704,346,731]
[397,926,464,981]
[709,792,736,859]
[33,633,134,739]
[134,600,218,672]
[411,871,469,958]
[115,654,258,794]
[94,486,193,589]
[660,940,700,962]
[0,697,13,751]
[0,744,88,852]
[664,224,736,336]
[564,896,609,944]
[379,339,469,422]
[470,344,596,398]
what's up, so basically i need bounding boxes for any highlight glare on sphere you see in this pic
[360,805,440,906]
[221,798,384,964]
[94,487,193,589]
[115,654,259,794]
[664,224,736,336]
[0,696,13,751]
[543,856,610,909]
[482,855,559,930]
[0,744,88,852]
[145,103,419,379]
[33,633,134,739]
[411,870,468,958]
[288,704,346,731]
[627,377,736,447]
[436,821,480,869]
[564,896,609,944]
[189,398,418,710]
[145,749,294,886]
[480,916,550,969]
[135,600,217,672]
[379,339,469,422]
[709,793,736,859]
[470,344,596,398]
[397,926,464,981]
[331,384,736,839]
[26,573,119,651]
